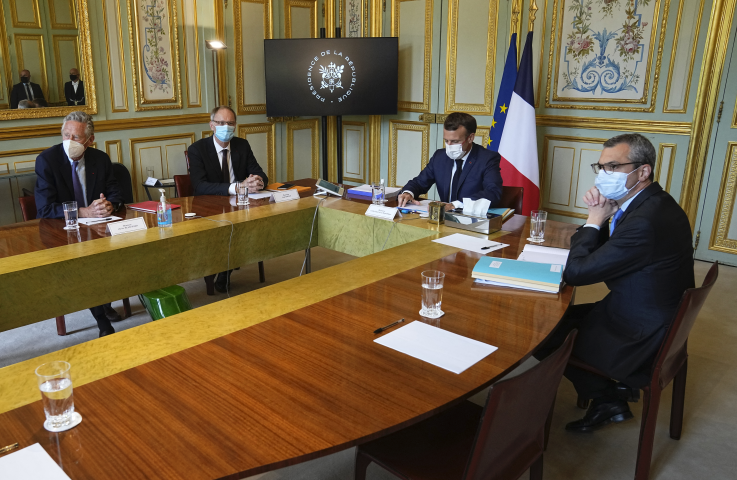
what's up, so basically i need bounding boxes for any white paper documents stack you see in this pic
[517,244,570,266]
[0,443,71,480]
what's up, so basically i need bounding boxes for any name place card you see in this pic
[365,204,398,221]
[106,217,148,236]
[144,177,158,186]
[272,190,300,203]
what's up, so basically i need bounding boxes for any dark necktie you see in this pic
[450,159,464,202]
[24,84,32,100]
[221,149,230,184]
[610,208,625,234]
[71,161,86,207]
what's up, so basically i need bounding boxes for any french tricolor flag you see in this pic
[497,32,540,216]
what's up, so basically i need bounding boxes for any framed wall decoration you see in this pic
[127,0,182,111]
[342,0,368,37]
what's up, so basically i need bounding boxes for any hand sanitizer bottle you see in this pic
[157,188,172,227]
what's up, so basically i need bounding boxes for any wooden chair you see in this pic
[499,186,524,213]
[173,174,192,197]
[355,331,577,480]
[570,261,719,480]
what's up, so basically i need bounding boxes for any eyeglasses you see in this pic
[212,120,236,127]
[591,162,642,175]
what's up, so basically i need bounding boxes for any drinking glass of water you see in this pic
[237,182,249,206]
[530,210,548,243]
[420,270,445,319]
[35,361,75,429]
[371,182,386,205]
[146,167,155,180]
[62,201,78,230]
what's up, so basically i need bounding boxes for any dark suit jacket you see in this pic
[401,143,503,205]
[64,81,85,106]
[563,182,694,388]
[35,144,123,219]
[187,136,269,196]
[10,82,44,109]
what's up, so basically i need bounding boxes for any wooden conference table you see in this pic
[0,181,578,479]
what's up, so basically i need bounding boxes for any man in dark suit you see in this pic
[35,111,125,337]
[397,112,503,208]
[535,133,694,433]
[64,68,85,106]
[10,69,45,109]
[187,105,269,291]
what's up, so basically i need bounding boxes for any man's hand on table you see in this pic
[242,175,264,193]
[397,192,420,207]
[79,193,113,218]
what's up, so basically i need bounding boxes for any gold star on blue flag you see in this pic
[487,34,518,151]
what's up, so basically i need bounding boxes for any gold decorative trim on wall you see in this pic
[445,0,498,114]
[238,122,277,183]
[368,115,381,183]
[0,147,48,159]
[286,118,319,181]
[656,143,676,192]
[663,0,706,113]
[285,0,318,38]
[129,133,195,201]
[533,0,549,108]
[202,130,213,138]
[476,127,490,148]
[235,0,273,115]
[708,142,737,254]
[547,146,575,207]
[536,115,691,135]
[388,120,430,188]
[14,34,48,99]
[52,35,82,104]
[391,0,433,112]
[127,0,182,111]
[510,0,522,61]
[180,0,202,107]
[9,0,42,29]
[49,0,78,29]
[545,0,670,112]
[105,140,124,163]
[342,120,367,183]
[0,0,10,106]
[102,0,129,112]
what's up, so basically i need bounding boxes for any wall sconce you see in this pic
[205,40,227,107]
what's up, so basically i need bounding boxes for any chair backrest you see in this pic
[184,150,191,172]
[111,163,135,204]
[463,330,576,480]
[654,262,718,389]
[174,174,193,197]
[18,195,37,221]
[499,186,524,214]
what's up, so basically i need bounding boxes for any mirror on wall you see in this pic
[0,0,96,120]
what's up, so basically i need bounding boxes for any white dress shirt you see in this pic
[72,81,79,93]
[402,147,471,205]
[213,136,237,195]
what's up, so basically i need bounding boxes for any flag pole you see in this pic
[528,0,538,32]
[511,0,522,64]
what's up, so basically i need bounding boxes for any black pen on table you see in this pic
[374,318,405,334]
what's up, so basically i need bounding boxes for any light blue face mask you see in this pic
[595,165,642,200]
[214,125,235,142]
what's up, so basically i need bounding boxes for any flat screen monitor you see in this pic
[264,37,398,116]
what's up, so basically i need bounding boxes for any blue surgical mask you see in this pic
[594,166,642,200]
[214,125,235,142]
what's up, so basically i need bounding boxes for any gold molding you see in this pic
[535,115,691,135]
[546,145,575,207]
[533,0,548,108]
[214,0,227,105]
[342,120,367,183]
[0,146,47,159]
[49,0,78,29]
[326,0,336,36]
[388,120,430,188]
[234,0,273,115]
[392,0,433,112]
[9,0,42,29]
[368,115,381,183]
[180,0,202,107]
[0,0,10,105]
[129,133,195,201]
[238,122,277,183]
[285,0,318,38]
[708,142,737,254]
[370,0,383,37]
[127,0,182,111]
[510,0,521,61]
[102,0,129,112]
[52,35,82,104]
[13,159,37,173]
[0,163,9,176]
[656,143,677,192]
[445,0,498,114]
[476,126,490,149]
[14,34,48,99]
[105,140,124,163]
[663,0,706,114]
[286,118,319,181]
[681,0,737,229]
[545,0,669,111]
[327,116,337,182]
[202,130,213,138]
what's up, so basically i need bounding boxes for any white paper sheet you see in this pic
[517,244,570,265]
[374,321,498,374]
[432,233,508,254]
[77,216,122,225]
[0,443,71,480]
[248,192,273,200]
[473,278,557,293]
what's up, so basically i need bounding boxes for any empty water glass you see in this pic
[35,361,75,429]
[146,167,155,180]
[420,270,445,319]
[63,201,78,230]
[530,210,547,243]
[237,182,249,205]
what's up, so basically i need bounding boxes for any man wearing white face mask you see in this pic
[397,112,502,208]
[534,133,694,434]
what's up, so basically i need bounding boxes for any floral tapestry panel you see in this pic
[553,0,660,102]
[344,0,366,38]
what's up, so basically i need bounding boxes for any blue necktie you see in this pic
[610,209,624,234]
[71,161,86,207]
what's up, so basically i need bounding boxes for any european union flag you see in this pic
[485,34,518,152]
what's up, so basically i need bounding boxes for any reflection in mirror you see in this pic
[0,0,96,119]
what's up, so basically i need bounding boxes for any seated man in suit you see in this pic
[397,112,502,208]
[188,105,269,292]
[64,68,85,106]
[35,111,125,337]
[10,70,45,109]
[535,133,694,432]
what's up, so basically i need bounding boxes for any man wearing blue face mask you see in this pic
[534,133,694,433]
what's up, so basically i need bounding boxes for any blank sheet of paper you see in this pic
[432,233,508,254]
[374,321,498,374]
[0,443,71,480]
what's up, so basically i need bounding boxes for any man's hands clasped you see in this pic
[79,193,113,218]
[241,174,264,193]
[583,186,619,226]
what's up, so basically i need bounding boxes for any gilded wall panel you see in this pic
[235,0,273,115]
[238,123,276,182]
[343,121,367,183]
[285,0,317,38]
[180,0,202,107]
[14,35,48,99]
[474,127,490,148]
[129,133,195,201]
[656,143,676,192]
[286,118,319,181]
[391,0,433,112]
[52,35,81,104]
[663,0,706,113]
[103,0,129,112]
[49,0,78,29]
[9,0,41,29]
[105,140,123,163]
[531,0,548,108]
[709,142,737,254]
[547,146,575,206]
[389,120,430,188]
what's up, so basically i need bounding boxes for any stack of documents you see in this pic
[347,185,401,198]
[472,256,564,293]
[488,207,514,222]
[517,244,569,265]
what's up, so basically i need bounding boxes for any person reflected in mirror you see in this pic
[17,99,35,109]
[32,98,48,108]
[10,69,45,109]
[65,68,85,106]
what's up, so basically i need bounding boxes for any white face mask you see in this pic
[594,166,642,200]
[445,143,465,160]
[63,139,88,160]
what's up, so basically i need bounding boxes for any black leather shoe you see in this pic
[214,270,232,293]
[103,304,123,322]
[615,382,640,402]
[565,400,633,433]
[99,326,115,337]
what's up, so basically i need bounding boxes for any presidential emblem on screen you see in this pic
[307,50,356,103]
